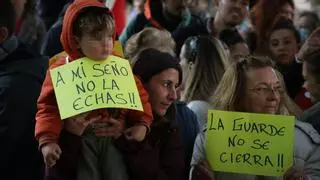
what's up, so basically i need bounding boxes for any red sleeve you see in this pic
[35,57,66,148]
[126,76,153,130]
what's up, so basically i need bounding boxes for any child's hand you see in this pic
[124,125,147,142]
[41,143,62,168]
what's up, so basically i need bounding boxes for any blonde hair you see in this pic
[212,56,302,116]
[124,27,176,64]
[182,36,229,103]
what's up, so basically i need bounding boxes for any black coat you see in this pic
[0,41,48,180]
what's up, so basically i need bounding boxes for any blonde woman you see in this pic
[124,27,176,64]
[180,36,229,129]
[190,56,320,180]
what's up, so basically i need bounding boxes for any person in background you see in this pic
[36,1,153,180]
[293,28,320,110]
[268,18,300,71]
[267,17,308,105]
[40,2,71,58]
[124,27,175,62]
[190,56,319,180]
[11,0,46,53]
[120,0,208,54]
[184,0,210,22]
[299,50,320,131]
[249,0,295,55]
[206,0,248,37]
[180,36,229,129]
[0,0,48,179]
[127,0,146,24]
[296,11,320,43]
[124,29,199,174]
[219,28,250,61]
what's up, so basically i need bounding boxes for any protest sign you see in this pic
[51,55,143,119]
[206,110,294,176]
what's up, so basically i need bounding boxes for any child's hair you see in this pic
[219,29,245,48]
[268,17,301,44]
[73,6,115,39]
[0,0,16,37]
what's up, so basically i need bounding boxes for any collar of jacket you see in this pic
[152,104,179,130]
[0,36,19,62]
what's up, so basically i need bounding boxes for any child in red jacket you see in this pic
[35,0,153,179]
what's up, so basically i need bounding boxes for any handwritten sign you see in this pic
[51,55,143,119]
[205,110,294,176]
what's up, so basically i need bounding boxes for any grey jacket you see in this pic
[190,120,320,180]
[187,100,212,130]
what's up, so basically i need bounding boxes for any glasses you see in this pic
[249,86,284,96]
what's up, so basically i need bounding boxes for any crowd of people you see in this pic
[2,0,320,180]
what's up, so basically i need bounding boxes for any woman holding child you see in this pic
[190,56,320,180]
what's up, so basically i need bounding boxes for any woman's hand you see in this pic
[192,160,214,180]
[284,167,308,180]
[91,117,125,139]
[64,113,101,136]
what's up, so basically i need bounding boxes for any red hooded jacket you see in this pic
[35,0,153,148]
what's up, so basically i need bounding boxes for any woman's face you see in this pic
[242,67,282,114]
[11,0,27,19]
[269,29,298,65]
[145,68,180,116]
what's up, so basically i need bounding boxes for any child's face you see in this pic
[76,29,113,61]
[269,29,299,65]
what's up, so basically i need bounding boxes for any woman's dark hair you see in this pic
[269,17,301,44]
[219,29,245,48]
[133,48,183,85]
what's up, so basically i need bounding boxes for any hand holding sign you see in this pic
[50,56,143,119]
[205,110,295,177]
[284,168,308,180]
